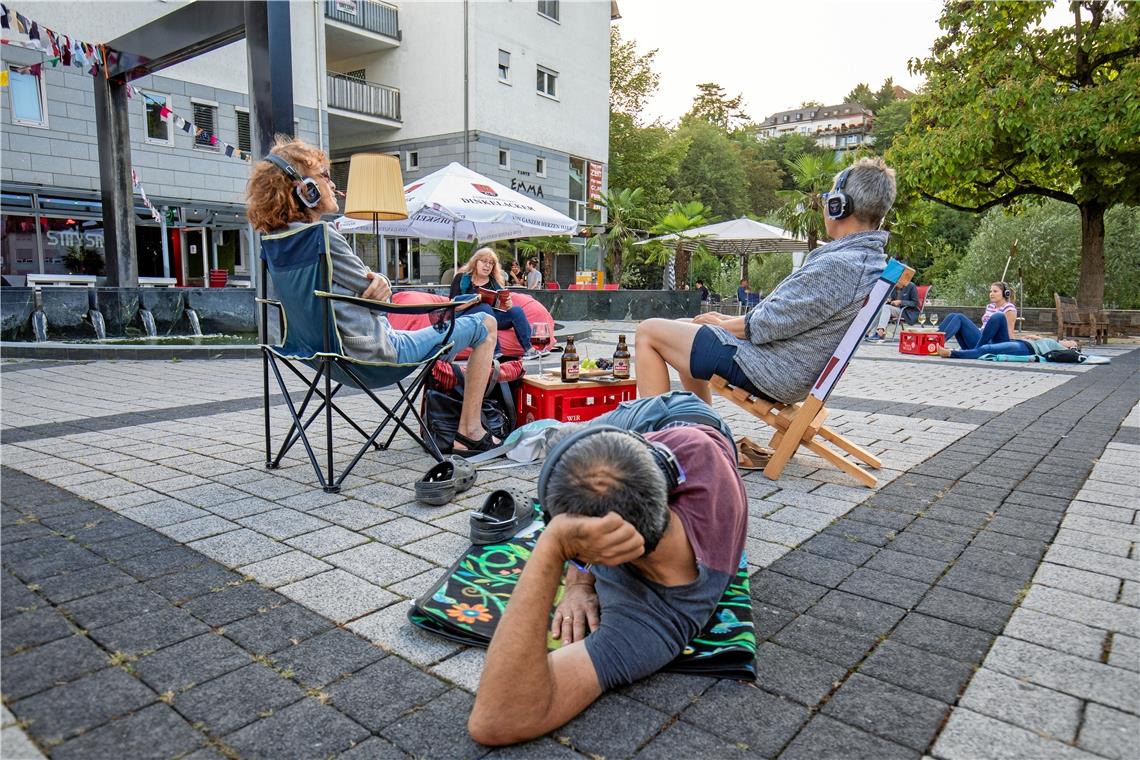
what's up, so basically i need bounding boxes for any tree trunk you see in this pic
[612,241,623,286]
[807,230,818,252]
[541,252,554,287]
[1077,201,1106,309]
[741,254,748,281]
[674,243,690,291]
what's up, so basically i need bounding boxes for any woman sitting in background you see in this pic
[937,282,1018,350]
[508,261,525,287]
[937,335,1079,360]
[451,248,539,359]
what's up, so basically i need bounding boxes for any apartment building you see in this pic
[756,102,874,153]
[0,0,611,286]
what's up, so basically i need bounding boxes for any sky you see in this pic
[613,0,1071,123]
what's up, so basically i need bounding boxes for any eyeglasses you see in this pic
[314,169,332,183]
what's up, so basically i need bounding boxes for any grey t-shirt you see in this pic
[526,268,542,289]
[582,426,747,690]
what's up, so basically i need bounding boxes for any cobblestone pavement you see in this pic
[2,330,1137,759]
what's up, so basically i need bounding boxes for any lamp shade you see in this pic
[343,153,409,221]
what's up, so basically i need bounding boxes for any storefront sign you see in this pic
[587,162,603,208]
[510,178,545,198]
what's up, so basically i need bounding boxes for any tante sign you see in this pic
[587,161,603,208]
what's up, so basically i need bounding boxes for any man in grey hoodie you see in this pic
[634,157,897,405]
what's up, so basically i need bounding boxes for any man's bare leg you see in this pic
[456,316,498,445]
[634,318,711,404]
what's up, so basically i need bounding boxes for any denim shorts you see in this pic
[688,326,776,402]
[393,313,489,364]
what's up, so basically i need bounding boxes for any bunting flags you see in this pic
[1,5,253,163]
[131,170,163,224]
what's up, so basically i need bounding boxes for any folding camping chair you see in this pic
[259,222,466,492]
[712,259,915,488]
[888,284,930,337]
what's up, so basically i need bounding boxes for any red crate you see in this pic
[899,330,945,356]
[517,376,637,424]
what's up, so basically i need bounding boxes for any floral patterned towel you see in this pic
[408,520,757,680]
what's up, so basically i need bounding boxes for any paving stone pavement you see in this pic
[1,333,1137,759]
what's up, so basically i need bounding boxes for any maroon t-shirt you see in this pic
[583,425,747,689]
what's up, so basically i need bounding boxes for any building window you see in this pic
[536,66,558,99]
[143,93,173,146]
[498,149,510,170]
[498,49,511,84]
[191,100,219,151]
[7,66,47,127]
[405,150,419,171]
[535,156,546,177]
[235,108,252,153]
[537,0,559,22]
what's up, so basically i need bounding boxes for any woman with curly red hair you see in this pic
[248,136,501,454]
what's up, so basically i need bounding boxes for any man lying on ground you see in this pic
[634,156,897,406]
[467,422,746,746]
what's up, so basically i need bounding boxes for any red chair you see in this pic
[603,284,619,291]
[546,282,560,290]
[567,284,583,291]
[890,284,930,337]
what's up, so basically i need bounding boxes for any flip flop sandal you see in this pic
[470,488,539,545]
[415,456,478,506]
[450,430,499,458]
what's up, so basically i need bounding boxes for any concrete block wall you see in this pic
[1,45,324,205]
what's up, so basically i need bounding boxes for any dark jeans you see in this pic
[465,303,532,354]
[951,340,1032,360]
[939,312,1010,350]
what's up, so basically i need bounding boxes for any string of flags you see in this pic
[0,3,252,163]
[131,170,163,224]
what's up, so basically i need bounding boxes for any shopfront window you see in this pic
[41,217,105,275]
[1,214,39,280]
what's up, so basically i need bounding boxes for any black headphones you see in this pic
[825,168,854,220]
[264,154,323,209]
[537,425,685,510]
[997,282,1012,299]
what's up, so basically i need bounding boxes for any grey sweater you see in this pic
[708,230,888,403]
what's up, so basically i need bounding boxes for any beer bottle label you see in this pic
[613,358,629,377]
[564,360,579,379]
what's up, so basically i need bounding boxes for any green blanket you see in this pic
[408,520,757,680]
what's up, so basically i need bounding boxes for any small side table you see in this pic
[899,330,945,356]
[517,373,638,424]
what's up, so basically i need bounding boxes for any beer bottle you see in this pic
[612,334,631,380]
[561,336,580,383]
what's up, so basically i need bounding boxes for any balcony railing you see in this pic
[324,0,400,40]
[327,72,401,122]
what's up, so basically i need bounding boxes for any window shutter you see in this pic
[192,103,217,149]
[235,110,251,153]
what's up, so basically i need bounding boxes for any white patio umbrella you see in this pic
[636,217,808,288]
[335,162,578,273]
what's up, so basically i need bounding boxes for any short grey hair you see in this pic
[543,426,670,554]
[834,156,897,226]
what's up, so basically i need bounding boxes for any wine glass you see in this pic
[928,313,939,328]
[918,313,927,328]
[531,323,552,373]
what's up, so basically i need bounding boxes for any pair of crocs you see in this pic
[470,488,539,545]
[415,456,478,506]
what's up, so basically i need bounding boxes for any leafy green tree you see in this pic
[589,187,649,285]
[516,236,577,285]
[647,201,715,290]
[753,133,826,190]
[748,253,794,295]
[609,27,660,116]
[889,1,1140,308]
[775,152,846,251]
[934,201,1140,309]
[684,82,750,131]
[868,98,911,156]
[846,78,897,112]
[670,121,749,218]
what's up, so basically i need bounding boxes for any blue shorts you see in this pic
[393,313,489,364]
[688,326,776,402]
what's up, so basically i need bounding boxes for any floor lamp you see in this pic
[343,154,409,280]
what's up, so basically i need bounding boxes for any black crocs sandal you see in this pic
[470,488,539,545]
[450,431,499,458]
[415,456,478,506]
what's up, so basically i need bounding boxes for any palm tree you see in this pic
[516,235,577,286]
[648,201,714,290]
[589,187,648,286]
[776,153,846,252]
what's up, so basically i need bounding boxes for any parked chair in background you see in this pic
[1055,293,1109,345]
[889,284,931,337]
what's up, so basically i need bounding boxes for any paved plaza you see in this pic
[1,326,1138,759]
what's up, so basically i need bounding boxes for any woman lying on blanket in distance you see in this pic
[936,335,1079,360]
[936,283,1019,350]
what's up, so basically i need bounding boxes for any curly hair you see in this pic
[458,247,506,287]
[246,135,329,234]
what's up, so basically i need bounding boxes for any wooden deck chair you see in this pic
[259,222,466,492]
[711,259,914,488]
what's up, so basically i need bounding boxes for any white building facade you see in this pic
[756,102,874,154]
[0,0,611,286]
